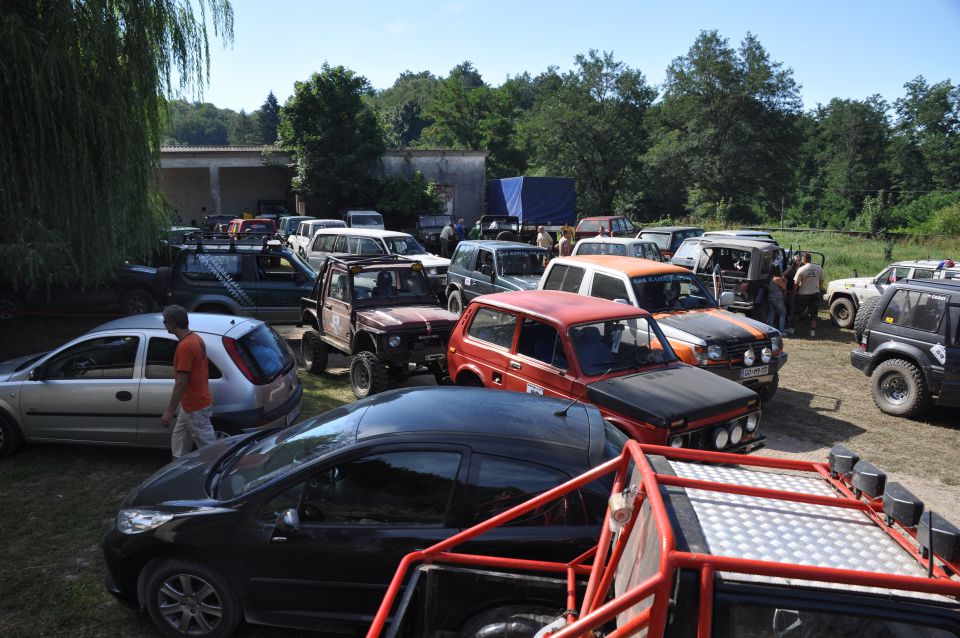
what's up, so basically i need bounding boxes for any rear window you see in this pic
[238,324,295,382]
[639,232,670,250]
[542,264,586,293]
[578,242,627,256]
[578,219,603,232]
[881,289,947,333]
[243,221,275,233]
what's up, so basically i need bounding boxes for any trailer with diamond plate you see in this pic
[368,443,960,637]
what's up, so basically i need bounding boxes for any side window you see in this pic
[357,238,384,255]
[299,451,461,524]
[517,319,568,368]
[43,336,140,380]
[882,289,947,333]
[466,307,518,349]
[310,233,326,251]
[256,256,295,282]
[913,268,935,280]
[465,454,583,526]
[145,338,222,380]
[591,273,629,301]
[452,245,476,270]
[180,253,243,281]
[321,235,338,252]
[328,270,350,302]
[542,264,586,293]
[333,235,347,252]
[476,249,494,274]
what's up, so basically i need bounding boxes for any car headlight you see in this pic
[712,428,729,449]
[387,335,402,348]
[116,509,174,535]
[669,436,684,448]
[728,423,744,445]
[770,336,783,352]
[745,412,760,433]
[707,344,725,361]
[426,267,439,275]
[761,347,772,364]
[743,348,756,366]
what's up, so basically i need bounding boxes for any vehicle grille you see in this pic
[433,266,448,275]
[409,331,450,350]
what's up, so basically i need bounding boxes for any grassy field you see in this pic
[769,230,957,283]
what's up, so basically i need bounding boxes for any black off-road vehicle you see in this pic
[850,278,960,417]
[299,255,459,399]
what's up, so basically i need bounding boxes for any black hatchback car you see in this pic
[102,387,625,637]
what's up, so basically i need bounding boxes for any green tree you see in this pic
[228,109,262,145]
[259,91,280,144]
[0,0,233,286]
[649,31,802,221]
[376,171,444,229]
[370,71,438,148]
[278,64,386,211]
[523,50,656,213]
[893,76,960,193]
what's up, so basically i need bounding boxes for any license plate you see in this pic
[286,401,302,426]
[740,365,769,379]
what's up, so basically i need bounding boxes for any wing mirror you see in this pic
[28,366,44,381]
[718,291,735,308]
[277,508,300,532]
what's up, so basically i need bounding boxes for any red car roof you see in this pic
[472,290,651,325]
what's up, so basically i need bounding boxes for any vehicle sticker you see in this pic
[884,316,894,323]
[331,314,340,331]
[196,253,255,307]
[611,327,623,353]
[465,277,473,286]
[931,294,949,302]
[931,343,947,365]
[526,383,544,396]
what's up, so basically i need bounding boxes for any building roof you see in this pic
[554,254,689,277]
[474,290,651,325]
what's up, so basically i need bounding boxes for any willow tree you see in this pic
[0,0,233,287]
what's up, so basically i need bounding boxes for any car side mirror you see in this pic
[718,291,735,308]
[277,508,300,532]
[28,366,44,381]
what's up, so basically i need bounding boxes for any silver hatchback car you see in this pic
[0,314,303,459]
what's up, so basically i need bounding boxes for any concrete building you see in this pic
[159,146,487,225]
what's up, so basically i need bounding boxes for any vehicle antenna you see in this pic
[554,365,615,417]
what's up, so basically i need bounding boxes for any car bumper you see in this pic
[850,349,873,374]
[702,353,787,385]
[101,523,146,610]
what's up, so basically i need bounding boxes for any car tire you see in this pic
[459,605,558,638]
[852,296,880,343]
[302,330,328,374]
[447,289,464,316]
[829,297,856,329]
[349,352,388,399]
[756,373,779,404]
[871,358,929,418]
[0,292,22,321]
[121,288,156,315]
[143,558,242,638]
[0,415,21,459]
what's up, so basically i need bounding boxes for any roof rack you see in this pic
[368,442,960,638]
[180,232,285,254]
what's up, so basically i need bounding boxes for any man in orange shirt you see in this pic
[160,305,216,458]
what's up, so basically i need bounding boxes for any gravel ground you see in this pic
[2,311,958,519]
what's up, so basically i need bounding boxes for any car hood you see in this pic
[496,274,542,291]
[404,253,450,267]
[655,309,776,344]
[586,364,758,428]
[828,276,875,291]
[0,352,46,381]
[121,437,241,508]
[357,305,460,331]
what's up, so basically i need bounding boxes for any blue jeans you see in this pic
[767,299,787,332]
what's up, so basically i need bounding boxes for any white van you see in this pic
[287,219,346,256]
[344,210,385,229]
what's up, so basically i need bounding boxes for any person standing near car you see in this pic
[793,253,825,338]
[536,225,554,263]
[440,222,454,258]
[455,218,466,241]
[558,229,573,257]
[766,265,788,333]
[160,305,216,458]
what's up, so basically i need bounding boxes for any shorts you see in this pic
[795,293,821,319]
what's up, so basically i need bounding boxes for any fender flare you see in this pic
[452,363,485,385]
[868,341,932,378]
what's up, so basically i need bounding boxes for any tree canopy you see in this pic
[0,0,233,286]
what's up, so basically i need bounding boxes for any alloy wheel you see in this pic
[157,573,223,635]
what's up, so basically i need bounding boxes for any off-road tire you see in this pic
[496,230,516,241]
[829,296,856,329]
[143,558,242,638]
[447,289,464,316]
[301,330,328,374]
[871,358,929,418]
[0,293,22,321]
[349,352,389,399]
[756,373,779,404]
[0,415,21,459]
[853,296,881,343]
[459,605,559,638]
[121,288,156,315]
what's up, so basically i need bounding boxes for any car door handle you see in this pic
[271,536,288,543]
[509,361,522,370]
[116,391,133,401]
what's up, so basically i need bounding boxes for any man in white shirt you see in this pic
[536,225,554,263]
[793,253,825,337]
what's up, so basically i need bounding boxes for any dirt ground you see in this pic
[1,310,958,519]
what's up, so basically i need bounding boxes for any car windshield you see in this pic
[218,406,363,499]
[384,236,428,256]
[352,267,431,301]
[672,239,702,262]
[631,272,716,312]
[578,219,604,232]
[418,215,450,228]
[578,242,626,256]
[570,316,675,375]
[351,214,382,226]
[243,221,274,233]
[497,249,547,276]
[288,250,317,277]
[483,218,519,232]
[639,232,671,250]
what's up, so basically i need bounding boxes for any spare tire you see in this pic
[496,230,516,242]
[853,295,880,343]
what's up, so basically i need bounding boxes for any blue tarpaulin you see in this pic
[487,176,576,225]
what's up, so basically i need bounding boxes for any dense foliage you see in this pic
[0,0,233,286]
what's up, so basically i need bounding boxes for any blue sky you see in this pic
[193,0,960,113]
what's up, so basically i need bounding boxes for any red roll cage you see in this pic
[366,442,960,638]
